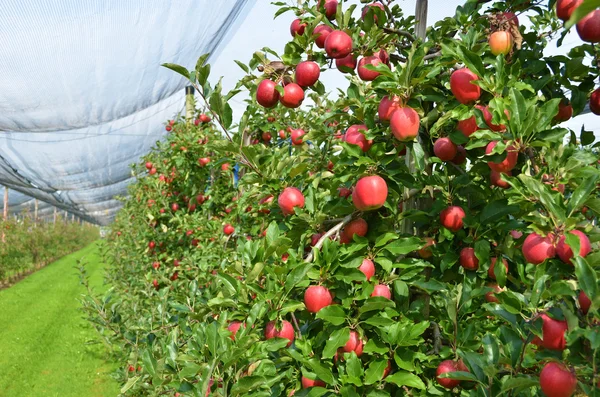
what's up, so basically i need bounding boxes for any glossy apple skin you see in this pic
[490,170,511,189]
[436,360,461,389]
[460,247,479,270]
[278,187,305,216]
[342,330,364,356]
[485,283,503,303]
[313,24,333,48]
[290,18,306,37]
[390,107,420,141]
[451,145,467,165]
[556,230,591,264]
[555,101,573,122]
[264,320,295,347]
[280,83,305,108]
[556,0,583,21]
[304,285,333,313]
[357,56,381,81]
[440,206,466,232]
[378,95,402,122]
[256,80,280,108]
[486,141,518,173]
[223,224,235,235]
[324,30,353,59]
[301,377,326,388]
[590,88,600,115]
[291,128,305,146]
[343,125,372,152]
[227,321,243,340]
[342,218,368,242]
[488,257,508,280]
[295,61,320,87]
[489,31,513,56]
[532,313,568,351]
[577,10,600,43]
[539,362,577,397]
[522,233,556,264]
[358,258,375,280]
[433,137,458,161]
[335,54,357,73]
[579,290,592,314]
[352,175,388,211]
[371,284,391,299]
[450,68,481,104]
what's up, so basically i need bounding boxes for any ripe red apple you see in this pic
[539,362,577,397]
[489,31,513,56]
[488,257,509,280]
[451,146,467,165]
[481,106,507,131]
[378,95,402,122]
[304,285,333,313]
[390,107,420,141]
[433,137,458,161]
[318,0,337,19]
[457,113,479,138]
[486,141,518,173]
[357,56,381,81]
[165,125,172,132]
[278,187,305,216]
[556,230,591,264]
[460,247,479,270]
[198,157,211,167]
[291,128,305,145]
[296,61,320,87]
[522,232,556,264]
[490,170,511,189]
[280,83,305,108]
[145,162,153,170]
[199,114,211,123]
[532,314,568,351]
[221,163,230,171]
[555,100,573,122]
[343,124,372,152]
[264,320,295,347]
[576,10,600,43]
[436,360,465,389]
[149,167,157,175]
[556,0,583,21]
[342,218,368,242]
[313,24,333,48]
[590,88,600,115]
[358,258,375,280]
[324,30,353,59]
[171,203,179,211]
[256,80,280,108]
[278,129,286,139]
[440,206,466,232]
[301,377,326,388]
[290,18,306,37]
[342,330,364,356]
[578,290,592,314]
[352,175,388,211]
[338,187,352,198]
[450,68,481,104]
[377,49,390,65]
[485,283,503,303]
[335,54,357,73]
[228,321,243,340]
[223,224,235,236]
[361,3,385,22]
[371,284,391,299]
[418,237,435,259]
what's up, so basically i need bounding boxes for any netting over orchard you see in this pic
[0,0,252,225]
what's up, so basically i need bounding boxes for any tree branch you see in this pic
[383,27,416,42]
[304,214,353,263]
[424,51,442,60]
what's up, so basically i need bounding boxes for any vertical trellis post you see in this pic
[34,199,38,226]
[2,186,7,243]
[185,86,195,124]
[53,207,57,224]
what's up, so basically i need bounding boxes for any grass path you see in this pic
[0,242,119,397]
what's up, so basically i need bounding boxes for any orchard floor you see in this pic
[0,242,120,397]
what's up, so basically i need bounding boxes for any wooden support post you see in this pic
[3,187,7,220]
[53,207,57,224]
[34,199,38,226]
[185,86,195,124]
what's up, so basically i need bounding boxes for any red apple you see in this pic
[280,83,305,108]
[335,54,357,72]
[433,137,458,161]
[342,218,368,241]
[485,283,503,303]
[358,258,375,280]
[450,68,481,104]
[313,25,333,48]
[149,167,157,175]
[223,224,235,236]
[576,10,600,43]
[291,128,305,145]
[460,247,479,270]
[522,233,556,264]
[199,114,211,123]
[166,125,172,132]
[264,320,295,347]
[489,31,513,56]
[357,56,381,81]
[343,124,372,152]
[352,175,388,211]
[579,290,592,314]
[279,129,286,139]
[256,79,280,108]
[390,107,420,141]
[451,145,467,165]
[418,237,435,259]
[221,163,230,171]
[590,88,600,115]
[486,141,518,173]
[532,314,567,351]
[440,206,466,232]
[436,360,462,389]
[304,285,333,313]
[171,203,179,211]
[555,100,573,122]
[228,321,243,340]
[198,157,211,167]
[539,362,577,397]
[145,162,153,170]
[378,95,402,122]
[324,30,353,59]
[371,284,391,299]
[296,61,320,87]
[457,113,479,138]
[556,0,583,21]
[361,3,385,22]
[318,0,337,19]
[342,330,364,356]
[488,257,509,280]
[278,187,305,216]
[301,377,326,388]
[338,187,352,198]
[490,170,511,189]
[290,18,306,37]
[556,230,591,264]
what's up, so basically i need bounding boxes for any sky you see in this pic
[209,0,598,136]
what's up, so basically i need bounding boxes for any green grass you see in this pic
[0,241,119,397]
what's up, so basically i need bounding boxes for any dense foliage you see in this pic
[0,215,99,285]
[89,0,600,396]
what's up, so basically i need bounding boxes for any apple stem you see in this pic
[304,214,354,263]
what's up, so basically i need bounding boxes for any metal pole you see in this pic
[185,86,195,124]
